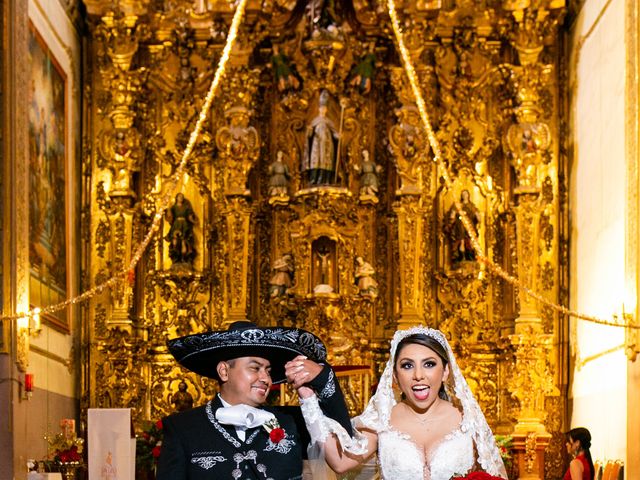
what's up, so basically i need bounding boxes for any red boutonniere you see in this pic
[263,418,286,444]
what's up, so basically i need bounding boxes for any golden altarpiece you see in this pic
[81,0,568,477]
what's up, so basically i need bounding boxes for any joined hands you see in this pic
[284,355,322,398]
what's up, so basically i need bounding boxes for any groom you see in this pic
[156,321,352,479]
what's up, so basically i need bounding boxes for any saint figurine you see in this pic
[165,193,197,266]
[355,256,378,298]
[271,44,300,93]
[171,381,194,412]
[269,253,294,298]
[350,46,377,94]
[268,151,290,198]
[356,149,381,197]
[307,0,342,39]
[304,90,339,186]
[444,189,481,266]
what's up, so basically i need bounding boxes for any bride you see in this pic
[286,326,507,480]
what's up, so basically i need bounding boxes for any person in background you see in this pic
[564,427,594,480]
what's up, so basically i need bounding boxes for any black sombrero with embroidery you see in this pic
[167,321,327,384]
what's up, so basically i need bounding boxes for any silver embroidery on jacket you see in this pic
[191,455,226,470]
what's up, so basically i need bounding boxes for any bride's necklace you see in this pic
[404,401,438,425]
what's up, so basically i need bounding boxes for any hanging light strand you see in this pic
[1,0,249,322]
[386,0,639,329]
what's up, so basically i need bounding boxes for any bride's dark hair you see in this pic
[394,333,450,400]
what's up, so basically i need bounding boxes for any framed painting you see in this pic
[27,20,69,332]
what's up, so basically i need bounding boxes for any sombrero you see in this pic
[167,321,327,384]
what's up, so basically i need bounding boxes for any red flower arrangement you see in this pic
[55,445,82,463]
[462,472,505,480]
[136,420,163,472]
[46,420,84,466]
[263,418,286,444]
[46,430,84,464]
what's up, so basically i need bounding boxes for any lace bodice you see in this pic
[377,427,474,480]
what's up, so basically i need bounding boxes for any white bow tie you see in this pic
[215,404,276,429]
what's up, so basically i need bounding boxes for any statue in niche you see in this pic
[112,131,136,196]
[304,90,340,186]
[307,0,342,40]
[270,44,300,93]
[215,106,259,195]
[312,237,336,294]
[171,380,194,412]
[193,0,210,15]
[355,149,381,199]
[165,193,197,267]
[444,189,481,267]
[505,122,551,192]
[354,256,378,299]
[521,127,538,154]
[269,253,294,298]
[350,45,377,94]
[268,151,290,199]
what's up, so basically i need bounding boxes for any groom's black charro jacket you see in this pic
[156,366,352,480]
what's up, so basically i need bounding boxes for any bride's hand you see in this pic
[296,385,315,399]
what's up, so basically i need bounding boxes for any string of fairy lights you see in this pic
[2,0,637,330]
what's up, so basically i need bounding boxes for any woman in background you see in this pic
[564,427,594,480]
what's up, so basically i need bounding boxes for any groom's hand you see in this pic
[285,355,323,390]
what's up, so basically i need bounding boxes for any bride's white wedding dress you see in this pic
[377,426,474,480]
[300,327,507,480]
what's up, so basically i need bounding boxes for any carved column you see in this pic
[388,66,432,328]
[221,199,254,322]
[214,69,261,322]
[502,2,565,477]
[90,8,147,330]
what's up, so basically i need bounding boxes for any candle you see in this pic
[24,373,34,392]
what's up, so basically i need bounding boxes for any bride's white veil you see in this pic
[302,326,507,478]
[353,326,506,477]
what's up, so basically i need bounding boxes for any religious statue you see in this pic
[178,55,196,88]
[171,380,194,412]
[165,193,197,267]
[355,149,381,198]
[269,253,294,298]
[304,90,339,186]
[350,45,377,94]
[444,189,481,266]
[215,106,260,196]
[270,44,300,93]
[112,131,135,196]
[307,0,342,39]
[354,256,378,298]
[268,151,290,198]
[193,0,210,15]
[313,242,334,294]
[521,127,537,154]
